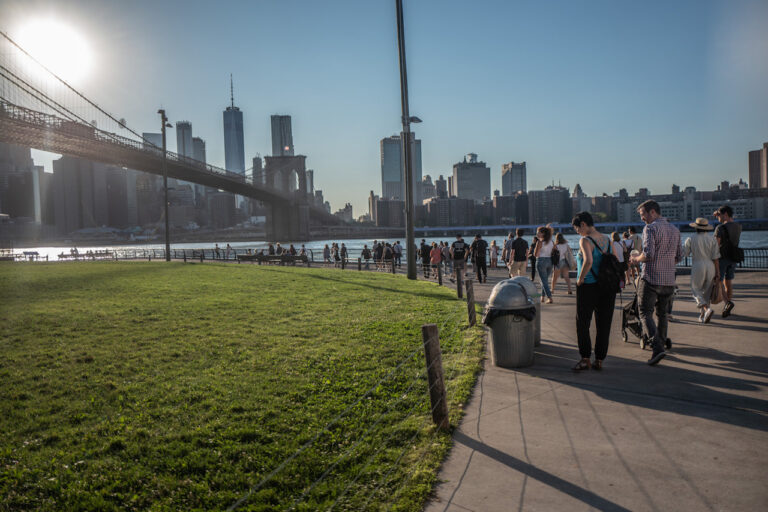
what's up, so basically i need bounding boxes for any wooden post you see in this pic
[183,251,187,263]
[456,267,464,299]
[465,279,477,327]
[421,324,449,431]
[358,258,362,271]
[437,264,443,286]
[392,259,396,274]
[342,257,346,270]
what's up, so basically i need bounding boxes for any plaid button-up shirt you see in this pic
[641,217,682,286]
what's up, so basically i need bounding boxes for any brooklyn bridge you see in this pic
[0,31,344,240]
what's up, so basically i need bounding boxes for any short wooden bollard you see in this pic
[437,264,443,286]
[183,252,187,263]
[200,253,204,263]
[391,260,396,274]
[421,324,449,431]
[341,257,346,270]
[358,258,362,271]
[465,279,477,327]
[456,267,464,299]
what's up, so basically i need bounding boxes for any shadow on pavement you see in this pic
[515,342,768,433]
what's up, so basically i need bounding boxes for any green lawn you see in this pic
[0,262,484,511]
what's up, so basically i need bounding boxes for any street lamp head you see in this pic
[165,123,173,128]
[408,116,422,123]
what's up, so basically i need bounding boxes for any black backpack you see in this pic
[586,236,623,294]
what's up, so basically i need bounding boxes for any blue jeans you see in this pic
[536,258,553,298]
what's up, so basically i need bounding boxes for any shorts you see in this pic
[719,258,736,280]
[555,259,569,270]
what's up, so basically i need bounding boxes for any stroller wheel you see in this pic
[665,338,672,350]
[640,336,647,350]
[622,330,628,343]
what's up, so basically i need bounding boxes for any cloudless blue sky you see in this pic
[2,0,767,216]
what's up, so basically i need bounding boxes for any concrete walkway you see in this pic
[425,268,768,512]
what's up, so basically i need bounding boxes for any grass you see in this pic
[0,262,484,511]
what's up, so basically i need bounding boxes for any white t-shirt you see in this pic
[537,240,554,258]
[613,241,625,262]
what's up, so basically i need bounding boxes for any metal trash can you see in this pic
[482,281,537,368]
[510,276,541,347]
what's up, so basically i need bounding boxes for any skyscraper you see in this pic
[501,161,526,195]
[176,121,193,158]
[748,142,768,189]
[223,76,245,174]
[271,115,294,156]
[379,133,422,202]
[452,153,490,203]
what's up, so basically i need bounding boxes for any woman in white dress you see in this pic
[683,218,720,323]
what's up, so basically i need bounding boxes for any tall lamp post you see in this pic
[395,0,419,280]
[158,109,172,261]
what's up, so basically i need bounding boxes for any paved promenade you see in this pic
[426,269,768,512]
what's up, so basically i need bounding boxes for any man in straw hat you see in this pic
[683,217,721,323]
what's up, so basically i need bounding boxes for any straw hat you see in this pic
[689,217,713,230]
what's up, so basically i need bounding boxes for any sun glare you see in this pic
[15,19,93,84]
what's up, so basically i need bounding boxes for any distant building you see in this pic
[501,161,526,196]
[223,85,245,174]
[334,203,353,223]
[420,175,436,200]
[208,191,236,228]
[141,132,162,152]
[435,175,448,198]
[422,196,475,226]
[528,185,571,224]
[271,115,294,157]
[176,121,193,158]
[452,153,490,203]
[749,142,768,189]
[374,197,405,227]
[380,133,422,203]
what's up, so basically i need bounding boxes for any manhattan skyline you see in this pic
[1,0,766,217]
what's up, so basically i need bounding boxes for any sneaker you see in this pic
[698,309,706,323]
[647,345,667,366]
[703,308,714,324]
[722,301,734,318]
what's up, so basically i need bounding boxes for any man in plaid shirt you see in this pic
[629,200,682,365]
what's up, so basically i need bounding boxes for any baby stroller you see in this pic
[621,279,671,350]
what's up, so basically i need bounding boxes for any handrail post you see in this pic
[422,324,449,431]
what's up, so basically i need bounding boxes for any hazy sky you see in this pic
[2,0,767,216]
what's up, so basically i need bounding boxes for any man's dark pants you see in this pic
[474,258,487,282]
[638,279,674,349]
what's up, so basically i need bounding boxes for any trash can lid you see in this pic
[510,275,541,298]
[487,281,533,310]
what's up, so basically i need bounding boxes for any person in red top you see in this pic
[429,242,443,279]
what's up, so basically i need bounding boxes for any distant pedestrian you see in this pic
[383,242,394,269]
[275,243,283,255]
[419,239,431,278]
[430,242,442,278]
[469,234,488,283]
[528,235,538,280]
[341,243,348,264]
[610,232,626,288]
[323,244,331,264]
[713,205,742,318]
[225,243,232,259]
[551,232,573,295]
[534,227,555,303]
[449,234,468,282]
[629,200,682,366]
[441,241,452,275]
[289,244,297,256]
[629,226,643,253]
[299,244,307,257]
[393,241,403,267]
[572,211,617,371]
[684,218,720,323]
[507,229,528,277]
[489,240,498,269]
[332,243,341,267]
[267,243,275,256]
[361,244,372,269]
[374,241,383,270]
[215,243,221,259]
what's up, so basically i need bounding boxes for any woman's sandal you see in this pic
[572,359,591,372]
[593,359,603,371]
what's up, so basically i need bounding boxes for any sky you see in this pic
[1,0,767,216]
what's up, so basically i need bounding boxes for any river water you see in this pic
[14,230,768,261]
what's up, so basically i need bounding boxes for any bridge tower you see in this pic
[264,155,310,240]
